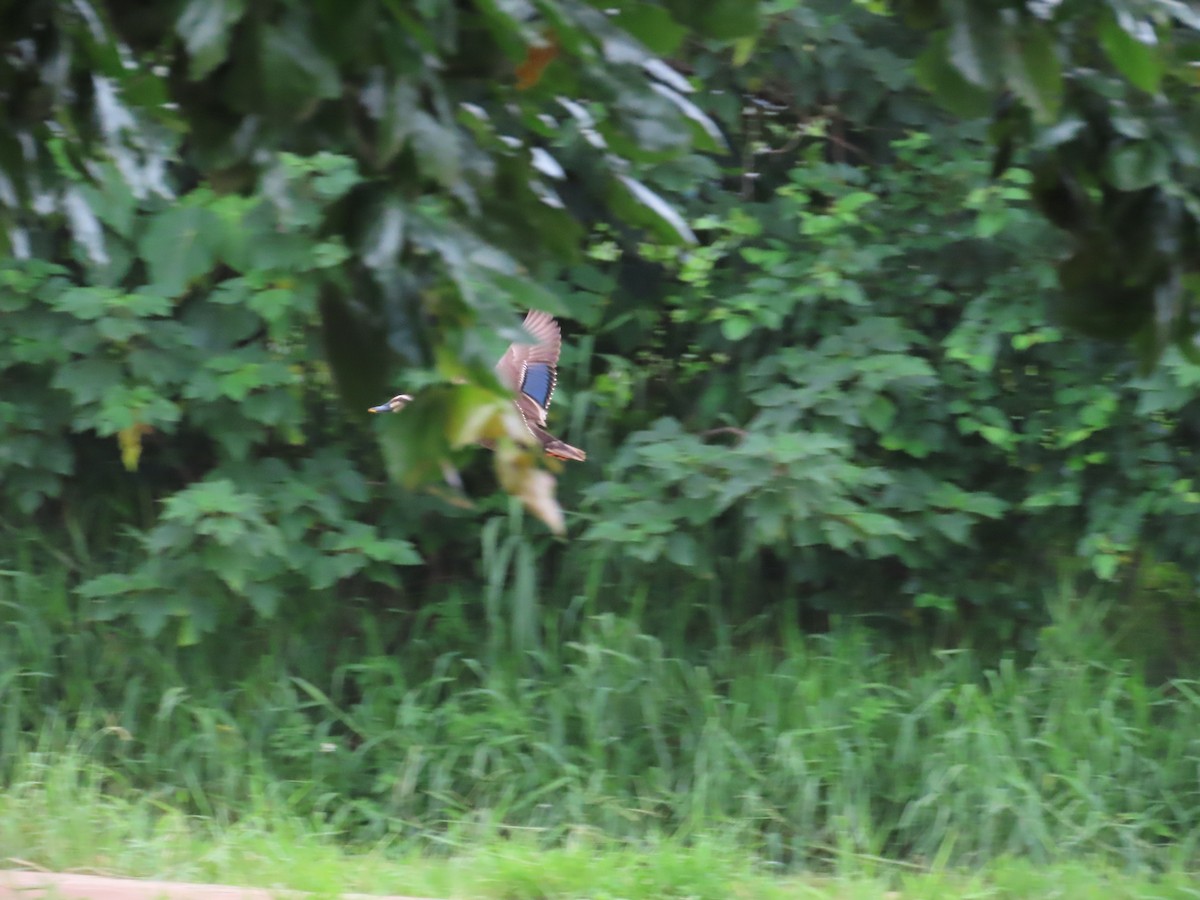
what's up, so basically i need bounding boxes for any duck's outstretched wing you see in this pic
[495,310,562,428]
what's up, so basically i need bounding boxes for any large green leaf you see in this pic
[1097,10,1164,93]
[946,1,1004,88]
[177,0,246,80]
[612,4,688,54]
[1106,141,1170,191]
[914,32,992,118]
[649,84,726,152]
[258,16,342,118]
[137,206,222,296]
[612,174,697,244]
[412,112,464,191]
[665,0,759,39]
[1003,22,1062,123]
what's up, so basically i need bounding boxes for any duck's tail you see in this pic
[544,439,587,462]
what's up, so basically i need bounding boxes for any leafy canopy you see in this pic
[0,0,757,529]
[899,0,1200,363]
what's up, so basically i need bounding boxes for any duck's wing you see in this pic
[495,310,562,428]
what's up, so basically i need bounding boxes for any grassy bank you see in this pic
[2,753,1198,899]
[3,555,1200,877]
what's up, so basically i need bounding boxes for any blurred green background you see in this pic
[3,0,1200,880]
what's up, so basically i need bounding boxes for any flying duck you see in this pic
[369,310,586,462]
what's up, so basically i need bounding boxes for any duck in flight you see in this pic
[369,310,587,462]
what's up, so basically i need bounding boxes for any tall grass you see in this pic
[8,752,1196,900]
[2,535,1199,873]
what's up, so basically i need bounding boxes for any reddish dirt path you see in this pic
[0,870,439,899]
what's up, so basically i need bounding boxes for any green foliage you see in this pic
[902,0,1200,361]
[573,115,1200,625]
[79,461,419,641]
[0,0,755,521]
[0,152,426,639]
[8,756,1197,900]
[7,0,1200,642]
[7,3,1200,886]
[3,567,1200,871]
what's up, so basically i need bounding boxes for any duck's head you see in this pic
[368,393,413,414]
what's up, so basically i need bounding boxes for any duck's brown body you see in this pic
[370,310,586,462]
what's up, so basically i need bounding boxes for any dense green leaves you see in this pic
[903,0,1200,362]
[571,81,1200,625]
[0,0,744,529]
[8,6,1200,880]
[0,155,422,636]
[4,0,1200,645]
[81,459,420,641]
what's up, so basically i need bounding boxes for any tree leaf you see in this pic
[177,0,246,80]
[649,84,726,152]
[666,0,759,39]
[1159,0,1200,30]
[721,315,753,341]
[614,174,697,244]
[643,58,693,94]
[63,186,109,267]
[1106,141,1170,191]
[530,147,565,180]
[516,33,559,90]
[914,33,992,118]
[1097,11,1164,93]
[947,2,1004,88]
[412,112,463,190]
[366,77,417,167]
[863,395,897,433]
[362,196,407,271]
[1004,23,1062,123]
[259,17,342,118]
[137,206,221,296]
[613,5,687,55]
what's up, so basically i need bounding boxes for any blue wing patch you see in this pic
[521,363,555,409]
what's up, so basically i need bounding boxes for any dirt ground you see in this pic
[0,870,438,899]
